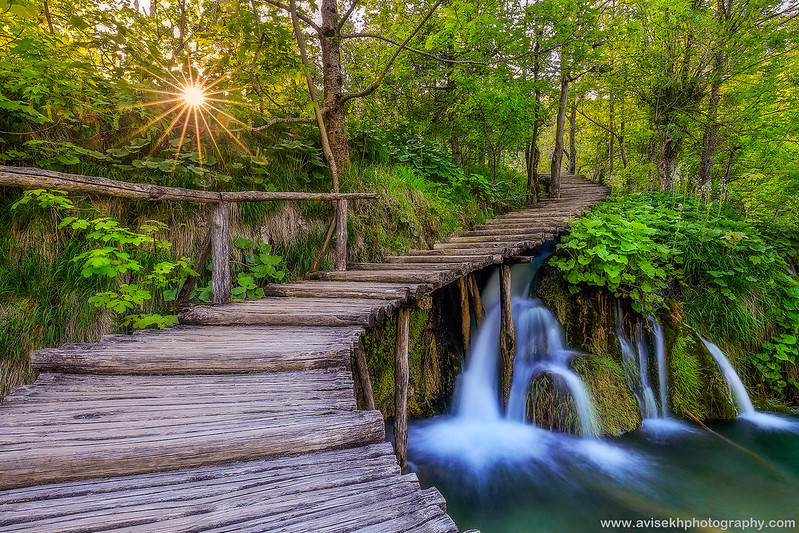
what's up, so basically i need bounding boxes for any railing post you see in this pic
[211,201,231,305]
[336,198,348,271]
[394,307,410,471]
[499,264,515,408]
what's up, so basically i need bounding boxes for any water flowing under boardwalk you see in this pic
[0,175,607,532]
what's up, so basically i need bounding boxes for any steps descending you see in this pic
[0,174,607,532]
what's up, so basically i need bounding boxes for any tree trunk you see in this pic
[550,65,570,199]
[619,95,629,169]
[568,97,578,175]
[608,98,615,179]
[698,50,724,191]
[320,0,350,168]
[656,124,676,191]
[526,28,543,205]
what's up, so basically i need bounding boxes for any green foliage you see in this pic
[551,195,676,315]
[228,236,286,300]
[11,189,196,330]
[553,191,798,399]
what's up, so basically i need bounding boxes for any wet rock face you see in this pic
[536,264,736,435]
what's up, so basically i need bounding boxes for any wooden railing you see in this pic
[0,165,378,304]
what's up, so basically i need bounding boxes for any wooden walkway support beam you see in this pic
[499,264,516,408]
[394,307,410,471]
[458,277,471,351]
[467,274,486,327]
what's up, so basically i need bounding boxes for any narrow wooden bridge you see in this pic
[0,174,607,532]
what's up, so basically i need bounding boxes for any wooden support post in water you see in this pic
[354,338,376,411]
[467,274,486,326]
[499,264,516,407]
[394,307,410,471]
[458,277,471,351]
[336,198,348,271]
[211,201,231,305]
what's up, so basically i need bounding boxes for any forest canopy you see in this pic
[1,0,798,404]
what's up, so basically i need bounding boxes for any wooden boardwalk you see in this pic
[0,175,608,532]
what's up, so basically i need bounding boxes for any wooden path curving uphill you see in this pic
[0,175,608,532]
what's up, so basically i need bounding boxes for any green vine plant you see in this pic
[12,189,198,330]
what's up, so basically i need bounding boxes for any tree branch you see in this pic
[341,0,445,104]
[342,32,562,66]
[263,0,321,32]
[337,0,361,32]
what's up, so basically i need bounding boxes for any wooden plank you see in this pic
[311,269,455,287]
[394,307,410,472]
[0,443,457,533]
[32,326,362,374]
[262,281,415,300]
[336,198,348,271]
[0,165,379,203]
[0,405,385,490]
[384,254,503,265]
[211,201,231,305]
[178,297,398,327]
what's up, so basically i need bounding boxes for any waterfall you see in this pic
[455,264,597,437]
[615,303,666,419]
[699,336,755,416]
[651,318,669,417]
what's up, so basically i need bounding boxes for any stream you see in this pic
[405,262,799,533]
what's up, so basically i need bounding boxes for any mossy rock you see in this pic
[573,355,642,435]
[661,306,737,421]
[361,284,463,419]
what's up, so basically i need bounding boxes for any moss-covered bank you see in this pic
[535,263,736,435]
[359,283,464,418]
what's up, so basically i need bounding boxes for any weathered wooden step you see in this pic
[262,281,427,300]
[349,262,472,275]
[461,226,564,237]
[0,371,385,490]
[384,254,503,266]
[178,297,399,327]
[310,269,455,287]
[444,232,555,244]
[32,326,362,375]
[0,443,458,533]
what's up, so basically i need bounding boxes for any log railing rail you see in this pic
[0,165,378,304]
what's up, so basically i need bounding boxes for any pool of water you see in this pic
[408,414,799,533]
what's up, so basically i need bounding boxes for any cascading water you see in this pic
[406,257,799,533]
[455,263,597,436]
[614,303,665,419]
[698,335,796,430]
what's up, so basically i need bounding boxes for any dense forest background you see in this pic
[1,0,798,408]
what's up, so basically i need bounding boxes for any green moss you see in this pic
[574,355,642,435]
[362,307,455,418]
[663,314,737,421]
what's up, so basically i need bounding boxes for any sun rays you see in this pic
[124,57,259,175]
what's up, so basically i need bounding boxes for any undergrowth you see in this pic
[552,191,799,403]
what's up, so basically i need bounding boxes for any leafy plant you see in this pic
[229,236,286,300]
[12,189,197,330]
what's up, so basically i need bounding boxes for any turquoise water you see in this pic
[408,415,799,533]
